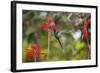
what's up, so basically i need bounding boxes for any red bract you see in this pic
[25,49,33,57]
[25,49,33,53]
[83,18,90,26]
[39,19,60,31]
[37,52,45,55]
[82,29,89,37]
[39,25,48,30]
[25,48,47,59]
[87,19,90,24]
[45,19,53,25]
[81,18,90,38]
[26,53,33,57]
[37,52,47,59]
[80,25,85,29]
[31,43,40,50]
[83,20,88,26]
[51,26,60,29]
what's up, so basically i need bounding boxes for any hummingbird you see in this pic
[53,29,64,49]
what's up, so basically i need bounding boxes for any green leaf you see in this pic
[75,41,85,51]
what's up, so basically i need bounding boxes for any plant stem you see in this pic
[86,38,91,59]
[47,29,51,60]
[33,50,37,62]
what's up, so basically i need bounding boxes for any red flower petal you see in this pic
[39,25,48,30]
[26,53,33,56]
[83,19,90,26]
[37,52,45,55]
[84,20,88,25]
[51,26,60,29]
[25,49,33,53]
[45,19,53,25]
[80,25,85,29]
[87,19,90,24]
[31,43,40,50]
[82,30,89,37]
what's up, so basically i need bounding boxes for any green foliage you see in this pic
[75,41,85,51]
[22,10,91,62]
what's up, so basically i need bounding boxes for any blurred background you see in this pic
[22,10,91,63]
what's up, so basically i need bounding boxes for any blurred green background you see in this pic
[22,10,91,63]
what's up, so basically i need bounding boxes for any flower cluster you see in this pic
[80,18,90,38]
[25,43,47,60]
[39,19,60,30]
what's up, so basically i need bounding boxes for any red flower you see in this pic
[31,43,40,50]
[25,49,33,52]
[51,26,60,29]
[25,49,33,57]
[39,19,60,31]
[83,18,91,26]
[26,53,33,57]
[80,18,90,38]
[39,25,48,30]
[80,25,85,29]
[36,51,45,55]
[37,52,47,59]
[45,19,53,25]
[87,19,90,24]
[25,47,47,59]
[81,29,89,37]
